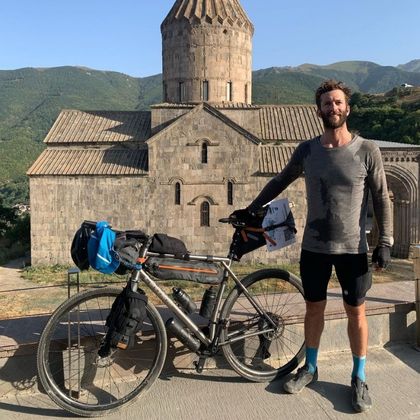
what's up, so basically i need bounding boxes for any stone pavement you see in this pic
[0,345,419,419]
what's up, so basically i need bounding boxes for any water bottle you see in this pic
[172,287,197,314]
[165,318,201,352]
[199,287,217,318]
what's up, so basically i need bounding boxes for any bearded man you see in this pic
[235,80,393,412]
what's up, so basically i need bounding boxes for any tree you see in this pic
[0,201,17,238]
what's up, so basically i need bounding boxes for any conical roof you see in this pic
[162,0,254,32]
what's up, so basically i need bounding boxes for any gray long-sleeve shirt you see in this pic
[249,135,392,254]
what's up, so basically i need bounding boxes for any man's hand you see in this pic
[372,246,391,270]
[229,208,254,225]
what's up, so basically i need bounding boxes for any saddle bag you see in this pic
[145,257,223,285]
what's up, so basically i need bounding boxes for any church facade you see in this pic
[27,0,420,265]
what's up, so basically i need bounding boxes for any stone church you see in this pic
[28,0,420,265]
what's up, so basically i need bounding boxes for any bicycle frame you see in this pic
[129,250,279,353]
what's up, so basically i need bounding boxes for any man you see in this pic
[238,80,392,412]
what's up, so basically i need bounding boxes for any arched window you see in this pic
[200,201,210,227]
[203,80,209,101]
[201,142,208,164]
[226,81,233,101]
[163,82,168,102]
[175,182,181,205]
[227,181,233,205]
[178,81,185,102]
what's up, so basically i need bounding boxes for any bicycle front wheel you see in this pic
[221,268,305,382]
[37,287,167,417]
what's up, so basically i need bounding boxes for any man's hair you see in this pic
[315,80,352,108]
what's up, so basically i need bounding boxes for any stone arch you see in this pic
[384,165,418,258]
[168,177,186,185]
[187,195,218,206]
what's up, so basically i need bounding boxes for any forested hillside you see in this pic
[349,86,420,144]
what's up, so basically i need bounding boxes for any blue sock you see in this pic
[352,354,366,382]
[305,347,318,374]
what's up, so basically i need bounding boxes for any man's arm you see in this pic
[367,145,393,248]
[367,145,393,269]
[247,143,305,213]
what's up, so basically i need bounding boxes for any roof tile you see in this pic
[27,148,148,176]
[44,110,151,144]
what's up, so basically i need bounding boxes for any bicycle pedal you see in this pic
[193,357,207,373]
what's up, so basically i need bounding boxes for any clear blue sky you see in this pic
[1,0,419,78]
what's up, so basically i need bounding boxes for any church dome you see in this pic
[161,0,254,104]
[161,0,254,33]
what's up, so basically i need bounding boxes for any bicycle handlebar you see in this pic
[218,217,246,227]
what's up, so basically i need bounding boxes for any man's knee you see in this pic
[306,300,327,316]
[344,302,366,320]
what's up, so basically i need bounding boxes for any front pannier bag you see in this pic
[98,287,148,355]
[145,257,223,285]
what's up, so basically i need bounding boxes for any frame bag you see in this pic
[145,257,223,285]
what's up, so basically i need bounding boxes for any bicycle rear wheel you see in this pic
[221,268,305,382]
[37,287,167,417]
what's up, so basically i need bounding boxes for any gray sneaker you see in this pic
[351,377,372,412]
[283,365,318,394]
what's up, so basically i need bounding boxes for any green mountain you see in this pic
[0,67,162,203]
[1,61,419,205]
[256,61,420,98]
[398,59,420,73]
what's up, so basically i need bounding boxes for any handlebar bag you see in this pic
[145,257,223,285]
[229,209,297,261]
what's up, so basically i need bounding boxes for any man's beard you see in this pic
[320,109,348,129]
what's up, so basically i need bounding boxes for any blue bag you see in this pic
[87,221,120,274]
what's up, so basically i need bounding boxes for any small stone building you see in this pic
[27,0,420,265]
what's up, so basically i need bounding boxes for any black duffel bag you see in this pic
[145,257,223,285]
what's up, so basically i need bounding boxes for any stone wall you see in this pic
[29,176,153,265]
[30,175,306,267]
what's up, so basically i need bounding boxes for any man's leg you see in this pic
[283,300,326,394]
[304,300,327,373]
[344,302,368,363]
[336,254,372,412]
[284,250,331,394]
[345,302,368,382]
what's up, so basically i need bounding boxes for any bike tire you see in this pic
[37,286,167,417]
[221,268,305,382]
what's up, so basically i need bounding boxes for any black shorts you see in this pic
[299,250,372,307]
